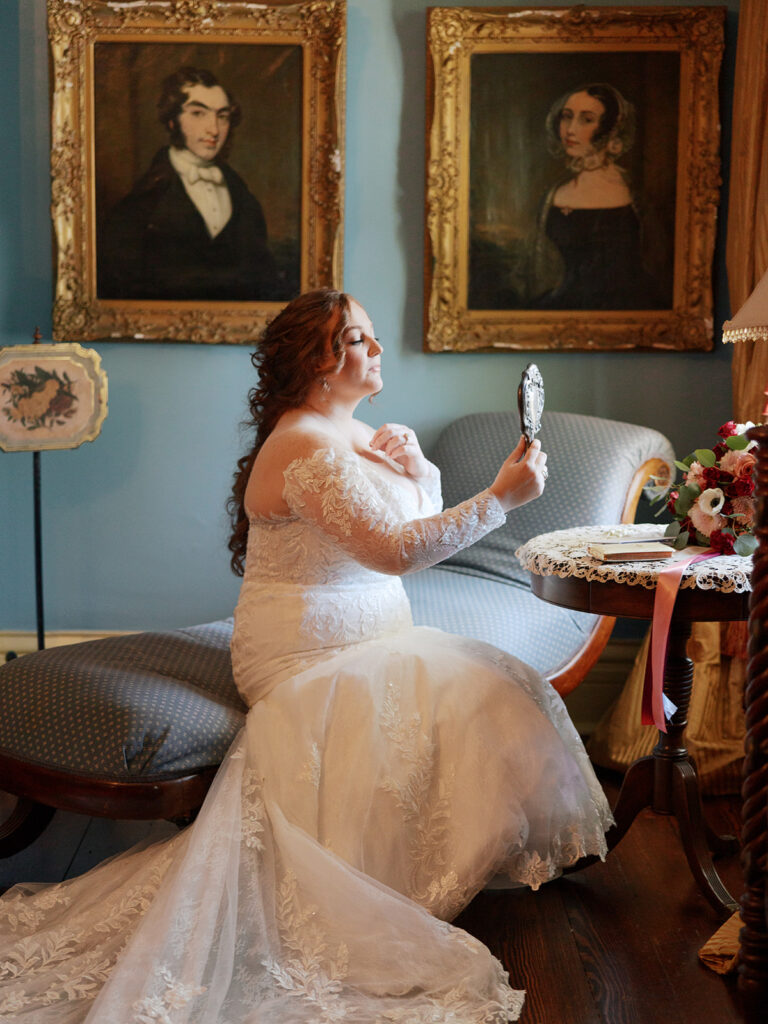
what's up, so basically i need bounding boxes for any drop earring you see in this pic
[320,376,331,398]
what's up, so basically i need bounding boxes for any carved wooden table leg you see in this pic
[739,425,768,1020]
[598,618,738,912]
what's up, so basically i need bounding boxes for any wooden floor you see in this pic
[1,770,745,1023]
[457,771,745,1024]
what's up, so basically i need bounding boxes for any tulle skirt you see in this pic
[0,627,612,1022]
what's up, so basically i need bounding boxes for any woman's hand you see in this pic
[370,423,432,479]
[489,437,548,513]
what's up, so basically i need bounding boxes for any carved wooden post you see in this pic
[739,424,768,1018]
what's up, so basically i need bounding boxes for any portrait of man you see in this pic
[93,42,303,306]
[98,66,278,301]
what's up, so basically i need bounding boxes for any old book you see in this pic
[587,541,674,562]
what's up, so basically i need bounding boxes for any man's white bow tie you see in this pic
[185,164,224,185]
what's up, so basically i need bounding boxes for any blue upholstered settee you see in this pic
[0,411,674,856]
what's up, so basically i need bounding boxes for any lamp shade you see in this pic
[723,266,768,343]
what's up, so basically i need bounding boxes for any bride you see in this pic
[0,289,612,1022]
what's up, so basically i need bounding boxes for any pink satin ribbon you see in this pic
[641,550,719,732]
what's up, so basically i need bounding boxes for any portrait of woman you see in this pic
[467,52,678,314]
[530,82,663,310]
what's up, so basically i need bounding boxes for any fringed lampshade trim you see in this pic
[722,323,768,343]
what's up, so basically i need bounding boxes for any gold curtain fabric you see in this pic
[728,0,768,422]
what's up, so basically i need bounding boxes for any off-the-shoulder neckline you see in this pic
[247,444,424,524]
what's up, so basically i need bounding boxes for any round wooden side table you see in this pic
[517,524,751,915]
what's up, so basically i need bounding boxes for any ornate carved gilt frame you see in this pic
[424,6,723,352]
[48,0,345,345]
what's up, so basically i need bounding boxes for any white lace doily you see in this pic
[515,524,752,594]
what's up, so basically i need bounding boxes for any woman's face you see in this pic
[559,91,605,158]
[328,299,383,400]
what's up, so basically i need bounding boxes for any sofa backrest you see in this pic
[430,410,675,586]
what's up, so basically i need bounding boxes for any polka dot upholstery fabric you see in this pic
[404,411,674,678]
[403,567,592,676]
[0,620,245,780]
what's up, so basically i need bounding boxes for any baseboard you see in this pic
[1,629,134,660]
[562,637,642,737]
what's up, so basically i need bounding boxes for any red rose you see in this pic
[702,467,721,487]
[733,477,754,497]
[718,422,739,438]
[710,529,735,555]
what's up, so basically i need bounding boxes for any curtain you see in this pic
[728,0,768,422]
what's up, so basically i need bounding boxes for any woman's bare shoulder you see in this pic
[245,419,341,518]
[257,423,335,472]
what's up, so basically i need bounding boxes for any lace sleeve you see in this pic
[417,460,443,513]
[282,448,504,576]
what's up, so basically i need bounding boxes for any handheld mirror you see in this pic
[517,363,544,448]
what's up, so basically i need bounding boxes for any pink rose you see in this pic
[719,449,756,481]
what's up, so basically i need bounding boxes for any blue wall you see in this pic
[0,0,739,632]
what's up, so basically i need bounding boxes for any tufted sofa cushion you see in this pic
[0,620,244,781]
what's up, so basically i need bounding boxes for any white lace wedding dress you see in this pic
[0,447,613,1023]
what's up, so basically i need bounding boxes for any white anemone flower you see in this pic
[699,488,726,515]
[689,488,727,537]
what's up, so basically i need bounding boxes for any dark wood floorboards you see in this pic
[1,770,746,1023]
[457,771,745,1024]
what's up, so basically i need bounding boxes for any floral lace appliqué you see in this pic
[263,870,350,1023]
[133,963,206,1023]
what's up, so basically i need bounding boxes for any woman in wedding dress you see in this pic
[0,289,613,1023]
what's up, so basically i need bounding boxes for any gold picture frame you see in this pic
[48,0,345,345]
[424,5,724,352]
[0,343,108,452]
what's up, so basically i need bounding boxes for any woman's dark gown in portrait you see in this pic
[0,447,613,1023]
[535,203,664,310]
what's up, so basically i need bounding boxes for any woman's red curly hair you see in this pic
[227,288,351,576]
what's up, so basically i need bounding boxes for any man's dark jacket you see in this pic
[98,148,278,301]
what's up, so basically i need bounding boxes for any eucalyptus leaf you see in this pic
[674,493,692,516]
[734,533,758,557]
[665,521,681,537]
[725,433,749,451]
[695,530,710,546]
[674,483,700,516]
[694,448,717,468]
[674,532,690,550]
[674,460,693,473]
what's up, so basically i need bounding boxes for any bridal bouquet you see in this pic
[649,421,758,556]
